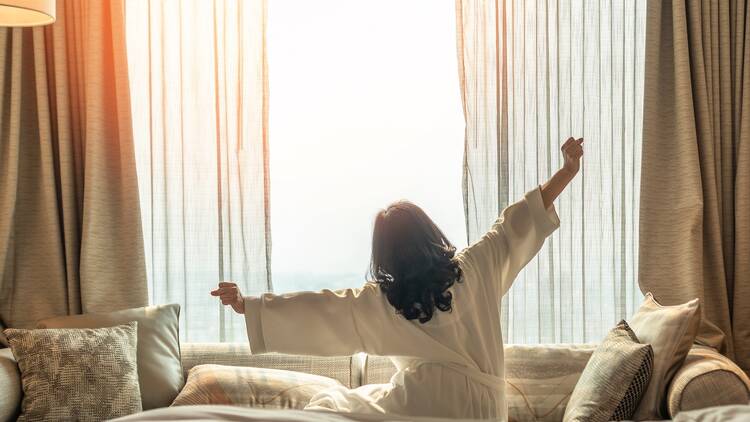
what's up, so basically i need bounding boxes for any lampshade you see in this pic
[0,0,55,27]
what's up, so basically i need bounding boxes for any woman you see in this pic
[211,137,583,419]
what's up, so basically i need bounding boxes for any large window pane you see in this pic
[268,0,466,293]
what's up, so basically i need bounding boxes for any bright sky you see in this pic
[268,0,467,281]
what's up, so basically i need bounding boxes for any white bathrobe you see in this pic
[244,187,560,420]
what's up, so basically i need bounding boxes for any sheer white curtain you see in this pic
[457,0,646,343]
[125,0,271,342]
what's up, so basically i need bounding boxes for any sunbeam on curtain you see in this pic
[457,0,646,343]
[125,0,271,342]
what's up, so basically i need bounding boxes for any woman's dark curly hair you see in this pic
[369,200,462,323]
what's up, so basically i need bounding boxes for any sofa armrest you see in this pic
[667,345,750,417]
[0,348,21,422]
[180,343,355,388]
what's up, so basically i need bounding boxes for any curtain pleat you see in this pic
[0,0,148,331]
[125,0,271,342]
[457,0,646,344]
[640,0,750,375]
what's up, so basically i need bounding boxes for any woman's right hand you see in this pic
[211,281,245,314]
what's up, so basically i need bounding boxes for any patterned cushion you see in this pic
[629,293,701,420]
[4,322,141,421]
[37,303,183,410]
[172,364,343,409]
[564,321,653,422]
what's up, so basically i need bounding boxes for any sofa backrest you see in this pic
[178,342,750,421]
[504,344,596,421]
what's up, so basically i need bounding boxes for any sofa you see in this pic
[1,342,748,421]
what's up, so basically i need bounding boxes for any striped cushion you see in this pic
[172,364,342,409]
[180,343,354,388]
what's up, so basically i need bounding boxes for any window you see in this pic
[125,0,644,344]
[268,0,467,293]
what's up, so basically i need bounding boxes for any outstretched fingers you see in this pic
[210,281,246,315]
[211,281,239,296]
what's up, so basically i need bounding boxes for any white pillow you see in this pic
[628,293,701,420]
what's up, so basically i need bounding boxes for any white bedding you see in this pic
[112,404,750,421]
[673,405,750,422]
[110,406,470,422]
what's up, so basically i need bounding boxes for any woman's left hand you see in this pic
[541,137,584,208]
[561,137,584,175]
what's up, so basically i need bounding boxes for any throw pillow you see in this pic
[563,321,653,422]
[172,364,343,409]
[37,303,183,410]
[628,293,701,420]
[4,322,141,422]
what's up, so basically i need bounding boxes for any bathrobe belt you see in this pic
[412,361,505,392]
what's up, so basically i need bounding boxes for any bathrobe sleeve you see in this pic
[243,283,397,356]
[456,186,560,298]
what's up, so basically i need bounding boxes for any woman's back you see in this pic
[230,188,559,419]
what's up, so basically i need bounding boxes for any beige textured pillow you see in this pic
[564,321,654,422]
[629,293,701,420]
[172,364,343,409]
[37,303,183,410]
[4,322,141,421]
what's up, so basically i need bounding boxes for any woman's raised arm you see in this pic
[456,137,582,298]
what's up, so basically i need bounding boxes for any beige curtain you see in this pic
[125,0,272,342]
[0,0,147,332]
[640,0,750,374]
[457,0,646,343]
